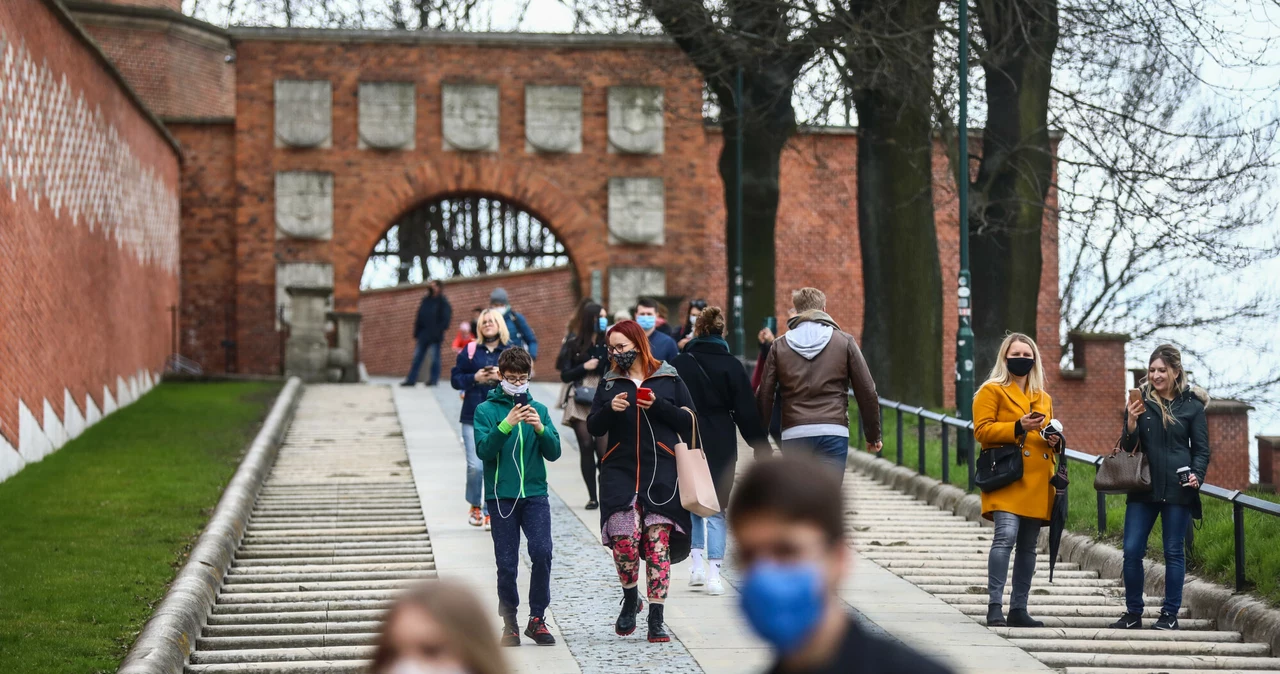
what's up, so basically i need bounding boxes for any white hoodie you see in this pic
[783,321,834,360]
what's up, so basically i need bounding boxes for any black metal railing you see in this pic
[855,394,1280,592]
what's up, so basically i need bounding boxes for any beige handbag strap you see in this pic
[681,407,703,451]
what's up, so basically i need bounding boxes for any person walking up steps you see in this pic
[1110,344,1211,631]
[403,280,451,387]
[556,301,610,509]
[756,288,881,481]
[473,348,562,647]
[672,306,772,596]
[973,333,1060,629]
[451,309,512,530]
[587,319,695,643]
[489,288,538,359]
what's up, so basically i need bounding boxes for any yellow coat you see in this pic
[975,381,1056,522]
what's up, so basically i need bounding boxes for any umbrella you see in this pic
[1047,441,1070,583]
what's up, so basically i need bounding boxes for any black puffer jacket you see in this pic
[1121,386,1211,519]
[587,362,695,563]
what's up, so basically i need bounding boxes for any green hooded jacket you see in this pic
[473,387,562,501]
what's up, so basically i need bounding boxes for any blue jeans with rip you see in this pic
[405,340,441,385]
[460,424,487,514]
[487,496,552,619]
[781,435,850,482]
[690,511,727,560]
[1123,501,1192,615]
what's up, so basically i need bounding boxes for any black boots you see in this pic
[647,603,670,643]
[616,587,644,636]
[1007,609,1044,628]
[501,615,520,647]
[986,603,1007,627]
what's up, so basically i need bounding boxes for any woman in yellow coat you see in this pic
[973,333,1061,629]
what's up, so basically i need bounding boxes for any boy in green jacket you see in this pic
[473,347,562,647]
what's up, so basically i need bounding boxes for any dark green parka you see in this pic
[1121,386,1211,519]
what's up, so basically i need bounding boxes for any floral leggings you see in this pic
[612,524,672,604]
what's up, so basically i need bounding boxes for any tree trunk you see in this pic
[854,87,944,407]
[971,0,1059,375]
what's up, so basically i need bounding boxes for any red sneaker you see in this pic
[525,616,557,646]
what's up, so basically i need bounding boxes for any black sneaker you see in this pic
[1153,612,1179,631]
[1007,609,1044,628]
[399,381,415,387]
[585,499,599,510]
[500,619,521,647]
[1108,612,1143,630]
[525,616,556,645]
[615,588,644,636]
[647,603,670,643]
[986,603,1007,627]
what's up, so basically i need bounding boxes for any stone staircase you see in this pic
[846,471,1280,673]
[186,385,432,673]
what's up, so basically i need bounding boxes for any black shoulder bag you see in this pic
[975,433,1025,493]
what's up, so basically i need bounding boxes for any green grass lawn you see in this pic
[0,381,281,674]
[853,402,1280,607]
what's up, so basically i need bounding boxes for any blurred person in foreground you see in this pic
[371,581,508,674]
[730,457,953,674]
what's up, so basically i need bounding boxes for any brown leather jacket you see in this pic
[755,311,881,443]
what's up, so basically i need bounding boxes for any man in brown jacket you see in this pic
[756,288,882,481]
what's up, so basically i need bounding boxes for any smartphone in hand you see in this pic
[637,387,654,403]
[1128,388,1142,405]
[514,392,530,407]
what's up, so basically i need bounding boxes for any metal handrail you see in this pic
[856,394,1280,592]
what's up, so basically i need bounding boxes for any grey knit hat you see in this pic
[489,287,509,305]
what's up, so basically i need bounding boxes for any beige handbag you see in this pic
[1093,433,1151,495]
[675,408,721,517]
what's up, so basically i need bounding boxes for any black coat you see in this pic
[1121,386,1212,518]
[555,333,608,384]
[413,293,452,344]
[587,362,695,563]
[672,339,772,507]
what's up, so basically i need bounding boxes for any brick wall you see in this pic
[1051,333,1130,457]
[1259,437,1279,491]
[1204,401,1253,491]
[72,3,235,119]
[0,0,180,482]
[359,267,579,382]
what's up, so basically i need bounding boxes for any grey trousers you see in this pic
[988,511,1041,610]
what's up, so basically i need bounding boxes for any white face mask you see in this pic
[689,314,699,326]
[500,380,529,396]
[385,660,468,674]
[496,305,510,315]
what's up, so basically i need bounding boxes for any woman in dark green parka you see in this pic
[1109,344,1211,632]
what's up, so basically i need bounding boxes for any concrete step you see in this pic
[228,562,434,575]
[1032,653,1280,670]
[956,604,1189,619]
[206,609,390,624]
[186,661,368,674]
[233,554,434,566]
[1012,639,1270,656]
[242,526,427,537]
[903,577,1117,588]
[1012,617,1215,630]
[939,593,1139,607]
[237,543,432,555]
[220,578,427,593]
[197,633,380,650]
[921,585,1122,597]
[189,645,375,664]
[217,588,414,604]
[876,559,1081,571]
[203,622,384,637]
[241,534,429,545]
[224,572,434,585]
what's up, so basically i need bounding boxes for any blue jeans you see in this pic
[1122,501,1192,615]
[988,511,1041,610]
[405,340,441,385]
[487,496,552,619]
[781,435,850,482]
[460,424,487,514]
[690,512,727,560]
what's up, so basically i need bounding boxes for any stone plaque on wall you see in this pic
[608,177,664,245]
[525,85,582,153]
[609,267,666,314]
[608,86,663,154]
[275,171,333,240]
[359,82,416,150]
[276,262,333,329]
[275,80,331,148]
[442,84,499,152]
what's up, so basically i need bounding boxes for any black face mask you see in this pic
[611,350,638,372]
[1007,357,1036,377]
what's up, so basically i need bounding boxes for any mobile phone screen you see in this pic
[638,387,654,402]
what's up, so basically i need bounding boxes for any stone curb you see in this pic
[846,449,1280,657]
[117,377,304,674]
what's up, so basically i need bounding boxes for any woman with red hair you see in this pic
[587,319,695,644]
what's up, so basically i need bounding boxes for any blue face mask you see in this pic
[739,561,826,655]
[598,316,609,332]
[636,315,657,331]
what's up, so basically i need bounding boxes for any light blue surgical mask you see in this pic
[598,316,609,332]
[739,560,826,655]
[636,315,657,331]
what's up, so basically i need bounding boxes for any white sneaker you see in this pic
[706,576,725,596]
[689,567,707,587]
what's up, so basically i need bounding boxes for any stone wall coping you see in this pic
[1206,398,1255,414]
[162,116,236,125]
[1067,330,1131,342]
[1258,435,1280,443]
[845,448,1280,659]
[359,264,573,296]
[229,26,676,49]
[62,0,231,39]
[42,0,183,156]
[116,378,303,674]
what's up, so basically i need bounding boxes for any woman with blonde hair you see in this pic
[973,333,1061,628]
[1110,344,1210,631]
[450,308,512,530]
[371,581,508,674]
